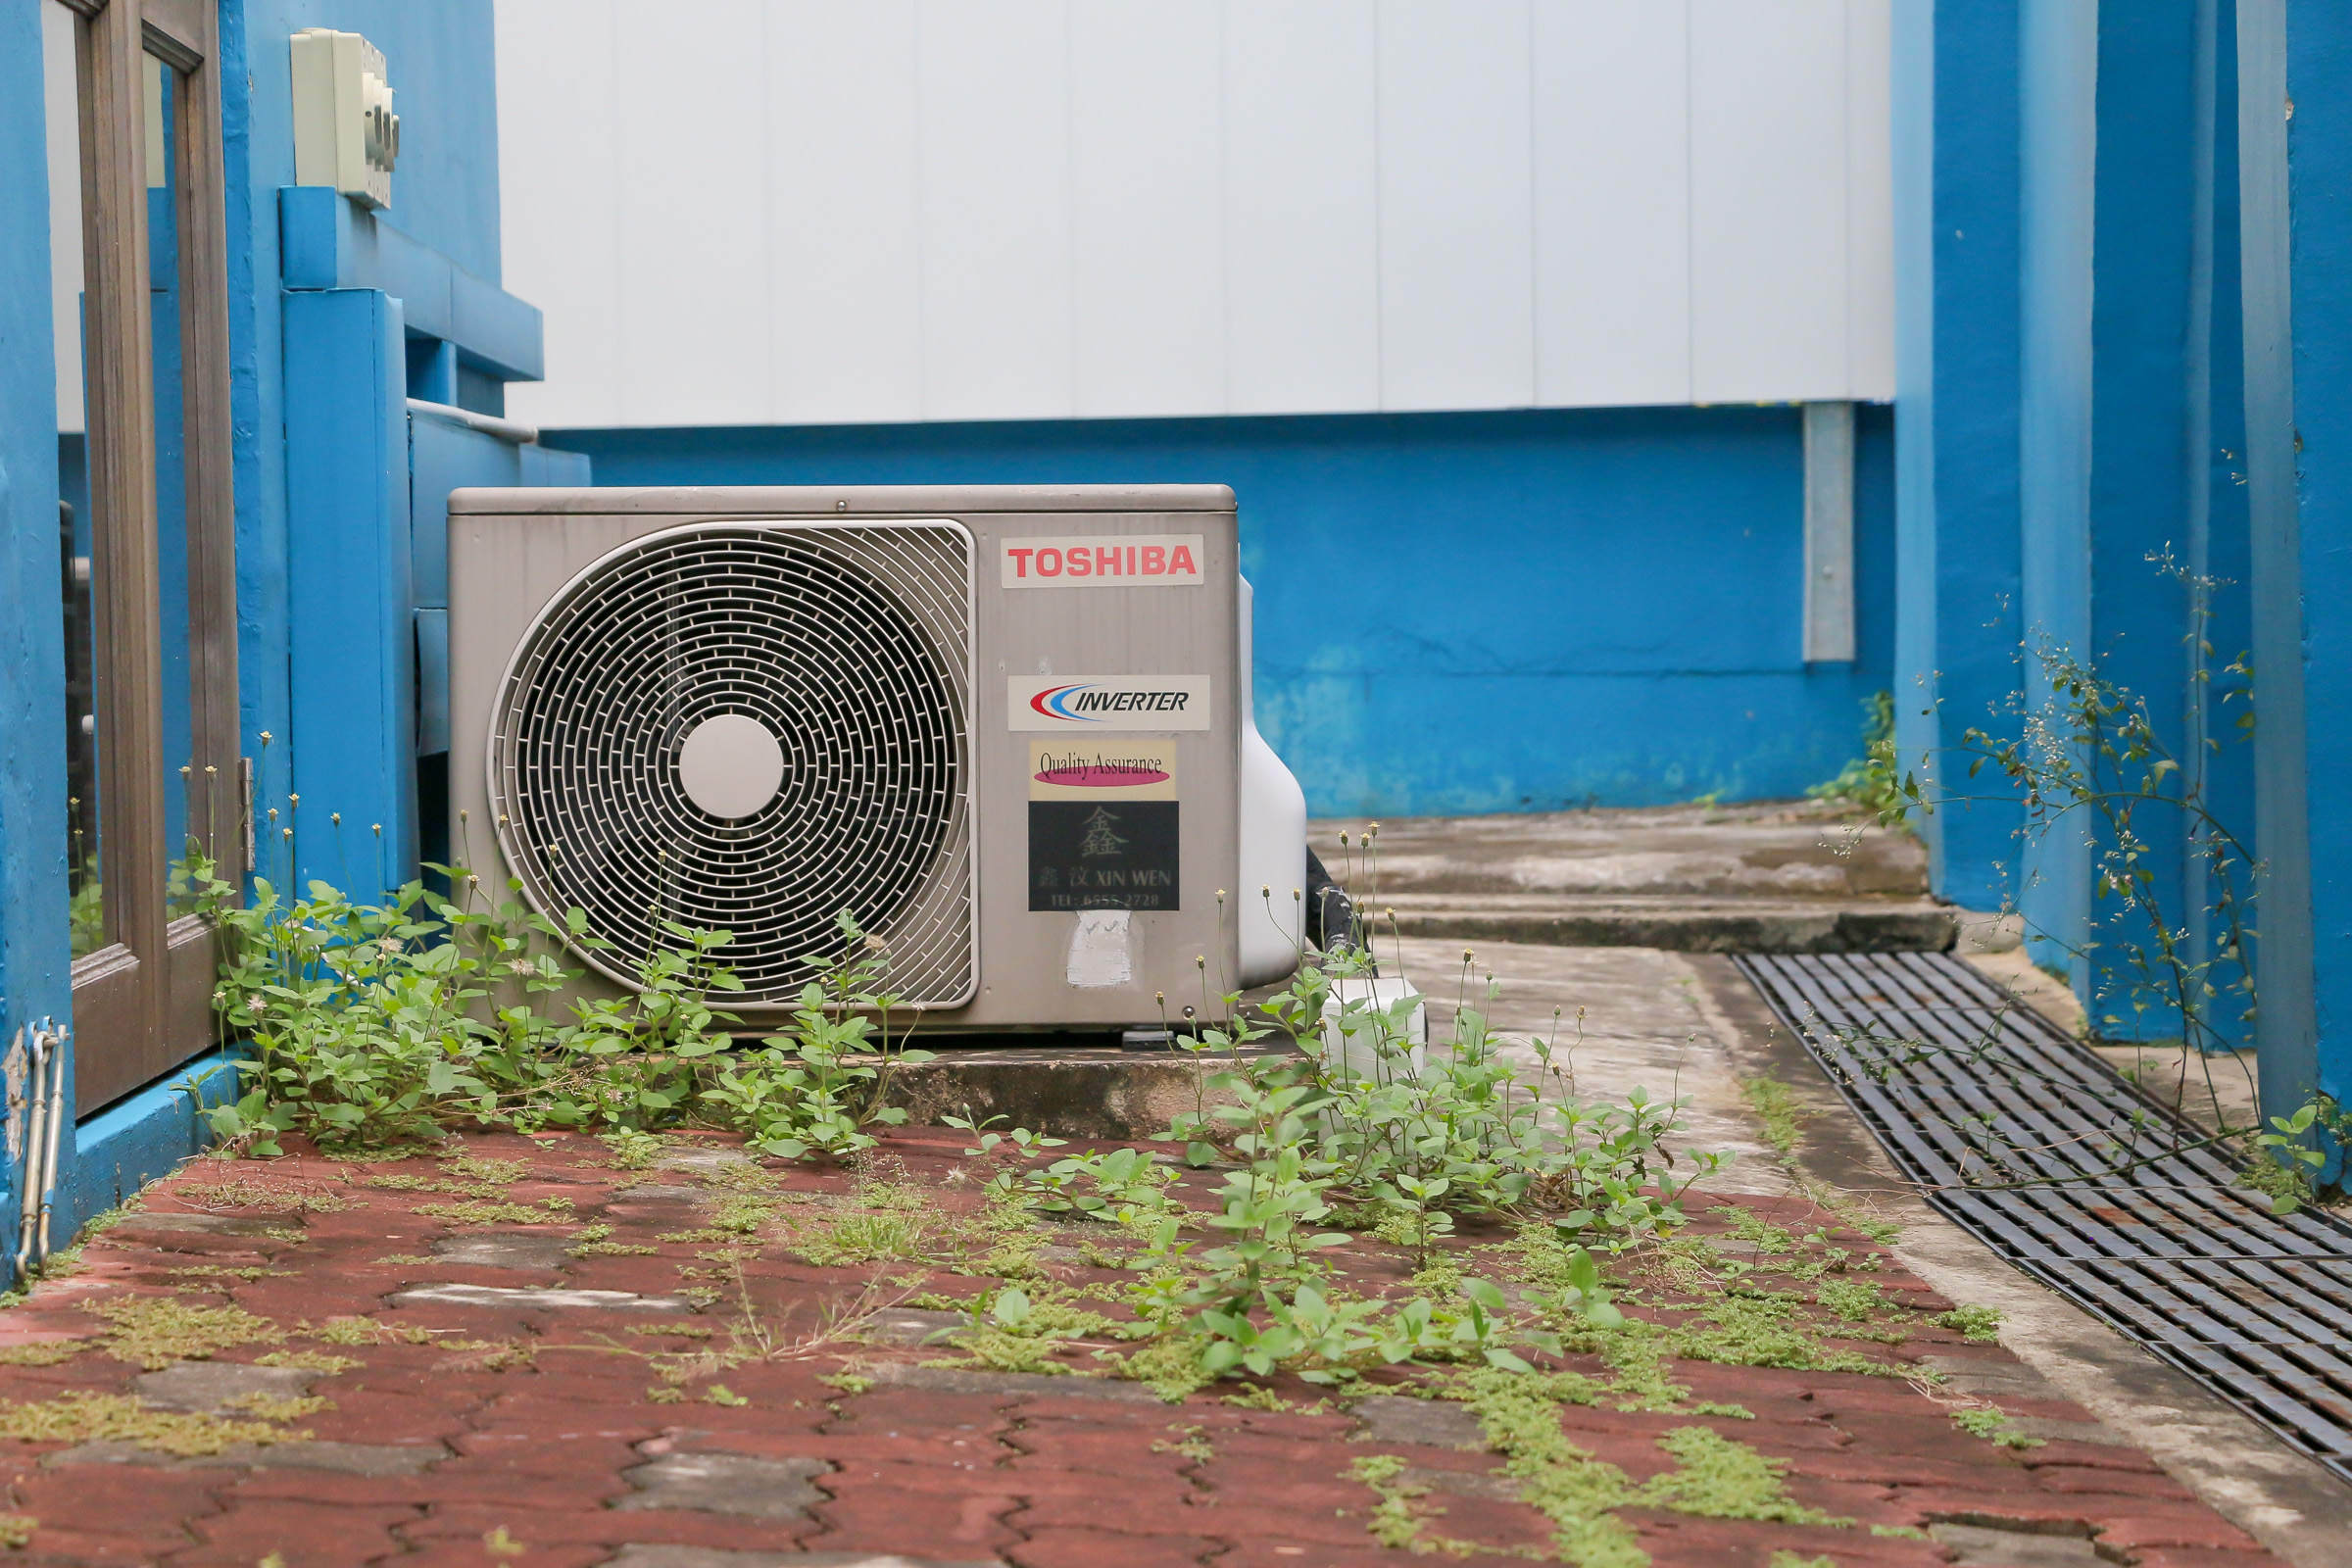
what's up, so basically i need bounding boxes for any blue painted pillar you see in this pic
[2186,3,2260,1054]
[2068,5,2209,1038]
[282,289,416,900]
[0,0,74,1236]
[2240,0,2352,1117]
[2014,0,2098,979]
[1893,0,2027,912]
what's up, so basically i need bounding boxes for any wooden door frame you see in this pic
[61,0,241,1113]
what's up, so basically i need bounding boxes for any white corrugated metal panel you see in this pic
[45,0,86,434]
[1844,0,1898,399]
[1689,0,1852,403]
[1375,0,1535,412]
[1533,0,1691,408]
[916,0,1075,421]
[614,0,771,425]
[500,0,1893,428]
[495,0,620,428]
[767,0,924,425]
[1221,0,1382,415]
[1071,3,1227,418]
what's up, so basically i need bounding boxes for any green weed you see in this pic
[1739,1077,1809,1162]
[796,1212,930,1267]
[1935,1304,2004,1343]
[1952,1406,2044,1449]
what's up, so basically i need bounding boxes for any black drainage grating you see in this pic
[1738,949,2352,1483]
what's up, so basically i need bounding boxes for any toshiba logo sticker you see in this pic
[1001,535,1204,588]
[1007,676,1212,732]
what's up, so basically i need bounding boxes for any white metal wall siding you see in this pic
[498,0,1894,430]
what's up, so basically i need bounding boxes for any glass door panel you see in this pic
[145,54,200,918]
[44,0,103,957]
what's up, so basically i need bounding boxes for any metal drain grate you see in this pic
[1739,950,2352,1481]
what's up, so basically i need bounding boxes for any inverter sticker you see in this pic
[1002,535,1204,588]
[1029,741,1181,910]
[1006,676,1211,732]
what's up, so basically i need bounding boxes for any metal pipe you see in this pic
[12,1026,50,1288]
[405,398,539,447]
[35,1021,66,1266]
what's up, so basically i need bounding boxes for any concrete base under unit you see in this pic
[882,1043,1303,1142]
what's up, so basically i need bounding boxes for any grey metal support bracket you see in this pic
[1802,400,1857,663]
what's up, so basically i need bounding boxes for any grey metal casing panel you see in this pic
[446,485,1241,1030]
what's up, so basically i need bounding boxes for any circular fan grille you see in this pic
[488,522,970,1003]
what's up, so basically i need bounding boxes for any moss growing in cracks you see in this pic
[1639,1426,1849,1524]
[1952,1405,2045,1449]
[1355,1369,1853,1565]
[1739,1076,1809,1162]
[92,1296,286,1370]
[1440,1367,1646,1567]
[0,1391,300,1456]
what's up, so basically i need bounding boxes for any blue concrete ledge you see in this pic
[279,186,543,381]
[57,1048,247,1243]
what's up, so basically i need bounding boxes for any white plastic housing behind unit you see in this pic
[1237,577,1306,986]
[290,28,397,210]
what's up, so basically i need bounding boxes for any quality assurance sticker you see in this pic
[1029,741,1179,800]
[1027,740,1181,908]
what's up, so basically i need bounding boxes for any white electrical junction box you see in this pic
[290,28,398,210]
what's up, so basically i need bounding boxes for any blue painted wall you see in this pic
[0,0,521,1243]
[219,1,508,873]
[2198,1,2258,1056]
[0,0,74,1245]
[1898,1,2280,1056]
[552,406,1897,818]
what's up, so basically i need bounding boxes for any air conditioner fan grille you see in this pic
[488,522,971,1004]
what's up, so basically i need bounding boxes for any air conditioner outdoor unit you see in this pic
[444,484,1307,1030]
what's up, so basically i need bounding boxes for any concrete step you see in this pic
[1310,801,1946,953]
[1375,895,1957,954]
[1313,800,1929,901]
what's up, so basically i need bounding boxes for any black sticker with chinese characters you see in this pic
[1029,801,1179,911]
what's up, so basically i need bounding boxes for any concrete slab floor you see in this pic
[1394,935,2352,1563]
[1388,937,1782,1197]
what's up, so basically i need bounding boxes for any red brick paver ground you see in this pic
[0,1126,2282,1568]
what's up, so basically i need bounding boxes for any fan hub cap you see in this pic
[676,712,786,820]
